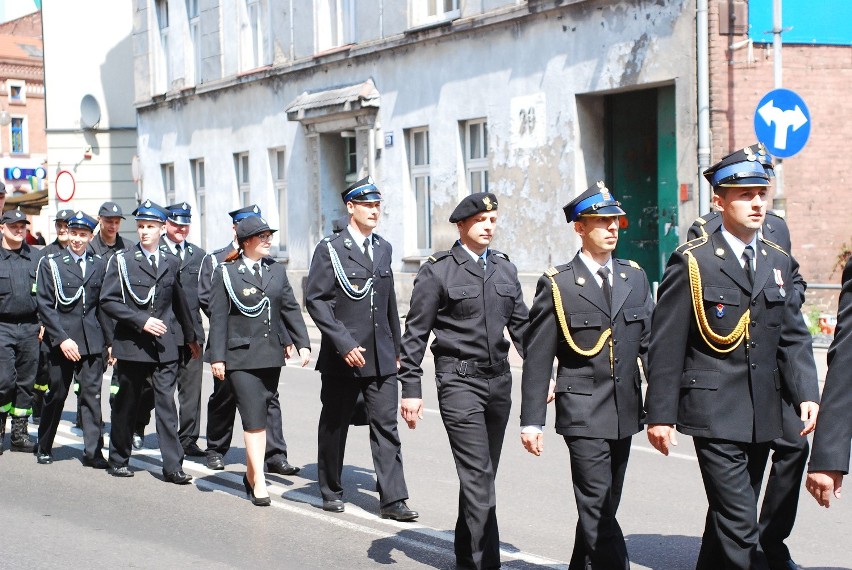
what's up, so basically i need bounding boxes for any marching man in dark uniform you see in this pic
[806,256,852,508]
[100,200,200,482]
[134,203,207,457]
[34,211,111,467]
[198,204,300,476]
[399,192,528,569]
[0,209,42,454]
[33,207,75,424]
[646,146,820,570]
[306,176,417,520]
[687,144,811,570]
[520,182,654,570]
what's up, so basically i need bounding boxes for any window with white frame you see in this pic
[191,158,206,245]
[8,80,25,104]
[408,127,431,250]
[316,0,355,52]
[464,119,489,194]
[270,148,287,252]
[161,163,176,205]
[234,152,251,206]
[10,117,25,154]
[187,0,201,84]
[242,0,271,71]
[154,0,171,92]
[411,0,460,27]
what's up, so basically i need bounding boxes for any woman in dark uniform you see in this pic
[208,216,310,506]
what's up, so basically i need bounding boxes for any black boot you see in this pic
[0,412,7,455]
[10,416,35,453]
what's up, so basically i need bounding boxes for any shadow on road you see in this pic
[626,534,700,570]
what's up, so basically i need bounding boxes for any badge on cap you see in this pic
[76,211,83,219]
[483,196,493,211]
[253,206,259,214]
[182,202,188,209]
[716,303,725,318]
[144,199,152,207]
[112,205,118,212]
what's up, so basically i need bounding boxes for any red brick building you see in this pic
[708,1,851,313]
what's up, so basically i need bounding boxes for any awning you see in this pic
[285,79,380,124]
[5,190,48,215]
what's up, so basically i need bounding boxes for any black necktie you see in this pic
[252,262,262,285]
[363,238,371,261]
[597,266,612,312]
[76,257,84,278]
[742,246,755,286]
[477,257,486,273]
[176,243,184,260]
[149,254,157,272]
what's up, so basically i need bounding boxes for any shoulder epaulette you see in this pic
[47,253,57,259]
[615,259,641,269]
[544,263,570,277]
[766,210,784,220]
[761,237,790,257]
[491,249,510,261]
[323,232,342,243]
[427,250,452,264]
[677,236,706,252]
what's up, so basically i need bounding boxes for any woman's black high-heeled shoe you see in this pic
[244,473,271,506]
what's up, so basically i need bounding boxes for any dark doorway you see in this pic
[605,85,678,284]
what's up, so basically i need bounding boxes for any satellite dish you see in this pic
[80,94,101,129]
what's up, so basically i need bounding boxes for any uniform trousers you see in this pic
[228,368,279,431]
[565,436,632,570]
[0,321,39,416]
[759,397,809,566]
[38,351,104,459]
[318,373,408,507]
[109,359,184,474]
[437,370,512,570]
[136,347,203,448]
[205,374,290,465]
[694,438,771,570]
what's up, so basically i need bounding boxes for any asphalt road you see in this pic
[4,335,849,570]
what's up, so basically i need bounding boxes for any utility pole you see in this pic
[772,0,785,214]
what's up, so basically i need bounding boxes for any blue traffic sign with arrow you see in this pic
[754,88,811,158]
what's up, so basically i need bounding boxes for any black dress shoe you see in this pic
[131,434,144,450]
[163,470,193,485]
[35,451,53,464]
[380,500,419,521]
[252,496,271,507]
[183,443,206,457]
[266,459,300,476]
[206,454,225,470]
[82,456,109,469]
[109,465,134,477]
[322,499,345,513]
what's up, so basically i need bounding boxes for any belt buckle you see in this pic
[458,361,468,377]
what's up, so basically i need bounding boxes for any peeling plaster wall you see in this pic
[135,0,697,306]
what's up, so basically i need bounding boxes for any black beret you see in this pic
[448,192,498,223]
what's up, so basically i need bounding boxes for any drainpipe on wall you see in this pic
[697,0,711,215]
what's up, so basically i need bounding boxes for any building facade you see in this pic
[132,0,699,303]
[41,0,137,243]
[0,10,46,217]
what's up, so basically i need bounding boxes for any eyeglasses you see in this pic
[255,232,273,242]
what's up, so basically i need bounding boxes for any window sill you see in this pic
[406,12,460,34]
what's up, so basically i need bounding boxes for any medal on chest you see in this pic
[715,303,725,318]
[773,268,786,297]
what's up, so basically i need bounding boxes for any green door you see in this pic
[605,86,678,283]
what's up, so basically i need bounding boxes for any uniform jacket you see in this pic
[36,249,111,355]
[89,233,127,260]
[646,230,820,443]
[520,254,654,439]
[41,239,65,258]
[809,258,852,474]
[0,243,42,319]
[688,211,806,308]
[207,257,309,370]
[159,237,206,344]
[398,243,529,399]
[99,244,196,363]
[306,229,401,378]
[198,243,235,317]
